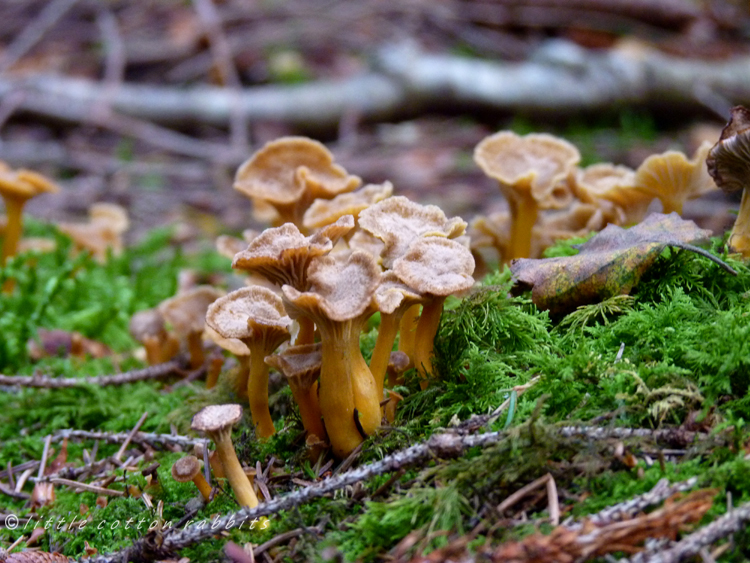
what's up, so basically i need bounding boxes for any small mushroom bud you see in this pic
[171,455,212,502]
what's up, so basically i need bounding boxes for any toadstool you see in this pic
[473,131,579,261]
[191,404,259,508]
[205,286,292,438]
[171,455,212,502]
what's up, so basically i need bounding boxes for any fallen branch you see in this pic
[50,429,207,450]
[0,360,185,388]
[4,41,750,133]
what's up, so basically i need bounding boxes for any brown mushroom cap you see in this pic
[634,141,717,213]
[282,251,381,323]
[191,404,243,435]
[129,308,166,342]
[216,235,248,260]
[57,203,130,262]
[374,270,425,315]
[393,237,475,297]
[707,105,750,193]
[265,342,322,390]
[171,455,203,482]
[205,286,291,341]
[90,202,129,233]
[158,285,222,337]
[573,164,637,204]
[0,163,60,200]
[358,196,467,268]
[204,324,250,357]
[234,137,361,227]
[303,182,394,230]
[473,131,579,209]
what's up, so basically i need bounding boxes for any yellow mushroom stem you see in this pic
[210,427,259,508]
[414,296,447,390]
[234,354,251,399]
[385,390,404,424]
[244,341,277,439]
[191,472,213,502]
[295,316,316,346]
[205,354,224,389]
[142,335,163,366]
[186,331,205,369]
[504,186,538,262]
[397,304,420,370]
[318,318,381,458]
[728,188,750,257]
[289,379,326,441]
[369,312,400,398]
[1,196,26,293]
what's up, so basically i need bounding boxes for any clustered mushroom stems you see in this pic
[413,296,448,389]
[241,332,289,439]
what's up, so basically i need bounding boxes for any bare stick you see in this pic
[51,428,207,450]
[114,412,148,463]
[0,360,184,388]
[48,477,125,497]
[37,435,52,480]
[497,473,552,513]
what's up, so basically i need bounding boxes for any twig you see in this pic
[93,5,126,112]
[0,0,80,73]
[114,412,148,463]
[497,474,553,514]
[252,525,323,558]
[37,435,52,480]
[558,426,708,448]
[51,429,207,450]
[48,477,125,497]
[0,360,185,388]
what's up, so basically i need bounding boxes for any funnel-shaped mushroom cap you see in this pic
[90,202,129,233]
[573,164,637,204]
[348,229,385,259]
[374,270,425,314]
[0,163,60,200]
[474,131,579,209]
[58,203,130,261]
[192,404,243,434]
[303,182,394,230]
[393,237,475,297]
[216,235,248,260]
[204,324,250,356]
[232,220,352,290]
[634,142,717,214]
[314,215,356,245]
[129,308,166,342]
[206,286,291,342]
[171,455,202,482]
[234,137,361,227]
[707,106,750,193]
[265,342,322,389]
[158,286,222,337]
[282,251,381,323]
[358,196,467,268]
[469,212,510,255]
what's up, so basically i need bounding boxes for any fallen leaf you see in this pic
[511,213,732,314]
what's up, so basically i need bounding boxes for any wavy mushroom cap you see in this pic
[158,285,223,337]
[90,202,129,234]
[171,455,202,482]
[234,136,361,206]
[473,131,579,209]
[634,141,717,211]
[393,237,475,297]
[265,342,322,390]
[204,324,250,356]
[0,163,60,200]
[573,164,637,204]
[129,308,166,341]
[282,251,381,323]
[216,235,248,260]
[707,105,750,194]
[303,182,394,230]
[206,286,291,342]
[374,270,425,314]
[358,196,467,268]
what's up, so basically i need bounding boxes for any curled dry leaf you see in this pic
[511,213,732,314]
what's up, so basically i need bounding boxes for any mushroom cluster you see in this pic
[206,137,476,458]
[472,130,719,263]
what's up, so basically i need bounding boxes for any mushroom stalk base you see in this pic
[214,431,259,508]
[397,304,420,369]
[370,312,399,397]
[505,190,539,262]
[414,297,446,390]
[728,188,750,258]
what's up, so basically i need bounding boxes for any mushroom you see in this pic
[234,137,361,231]
[158,285,222,369]
[706,105,750,257]
[0,163,59,291]
[265,343,327,442]
[384,389,404,424]
[386,350,410,390]
[171,455,212,502]
[358,195,467,269]
[191,404,259,508]
[634,142,717,215]
[303,182,394,235]
[370,271,426,396]
[205,286,292,438]
[57,202,130,263]
[393,237,475,389]
[203,325,251,395]
[282,251,382,458]
[572,163,651,225]
[473,131,579,261]
[129,308,180,365]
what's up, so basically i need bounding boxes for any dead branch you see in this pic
[0,360,184,388]
[5,41,750,133]
[558,425,707,448]
[50,429,207,450]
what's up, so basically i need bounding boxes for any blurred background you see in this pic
[1,0,749,244]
